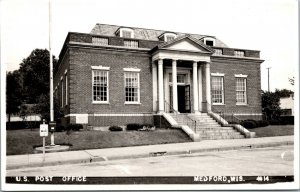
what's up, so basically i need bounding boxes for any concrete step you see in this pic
[198,132,242,137]
[199,135,245,140]
[196,129,238,133]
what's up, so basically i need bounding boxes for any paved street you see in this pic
[7,145,293,176]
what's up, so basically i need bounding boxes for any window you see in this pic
[116,28,134,38]
[168,74,186,84]
[124,40,139,48]
[124,72,140,103]
[214,49,223,55]
[236,77,247,104]
[166,35,175,42]
[65,72,68,105]
[234,50,245,57]
[92,37,108,45]
[61,78,64,107]
[92,70,109,103]
[211,76,224,104]
[204,37,215,46]
[122,30,132,38]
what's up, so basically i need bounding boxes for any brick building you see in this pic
[54,23,264,138]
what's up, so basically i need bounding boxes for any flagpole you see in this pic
[49,0,55,146]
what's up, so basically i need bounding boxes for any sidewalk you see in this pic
[6,136,294,170]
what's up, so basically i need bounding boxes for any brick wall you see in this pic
[68,47,153,115]
[208,57,262,115]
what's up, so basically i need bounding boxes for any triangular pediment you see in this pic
[158,35,214,53]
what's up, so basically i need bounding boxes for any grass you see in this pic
[251,125,294,138]
[6,128,191,155]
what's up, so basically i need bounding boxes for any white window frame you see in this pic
[235,75,247,105]
[214,49,223,55]
[124,40,139,48]
[211,74,225,105]
[118,28,134,38]
[60,77,64,107]
[92,37,109,45]
[92,69,110,104]
[65,70,68,106]
[234,50,245,57]
[164,33,177,42]
[124,70,140,104]
[204,37,215,46]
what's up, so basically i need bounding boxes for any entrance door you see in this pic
[177,85,191,113]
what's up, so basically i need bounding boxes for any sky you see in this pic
[1,0,298,92]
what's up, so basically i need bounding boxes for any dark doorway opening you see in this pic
[177,85,191,113]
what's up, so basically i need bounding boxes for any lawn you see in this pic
[6,128,191,155]
[251,125,294,138]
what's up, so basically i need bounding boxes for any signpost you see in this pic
[40,120,48,162]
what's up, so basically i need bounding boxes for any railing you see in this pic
[164,100,197,133]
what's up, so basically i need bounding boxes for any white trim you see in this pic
[65,113,153,117]
[124,71,140,103]
[118,28,134,38]
[163,33,177,42]
[236,77,247,105]
[211,75,224,105]
[64,69,68,74]
[123,68,141,72]
[91,65,110,70]
[65,72,68,106]
[212,103,226,106]
[124,102,141,105]
[211,72,225,76]
[92,70,110,103]
[235,74,248,78]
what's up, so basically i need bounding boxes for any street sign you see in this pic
[40,124,48,137]
[49,121,56,132]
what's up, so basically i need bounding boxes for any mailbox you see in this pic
[49,121,56,132]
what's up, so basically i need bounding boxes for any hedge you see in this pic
[6,121,41,130]
[109,126,123,131]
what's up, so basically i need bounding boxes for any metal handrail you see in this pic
[164,100,197,133]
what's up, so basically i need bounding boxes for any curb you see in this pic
[6,140,294,170]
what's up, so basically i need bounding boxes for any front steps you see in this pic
[169,113,245,140]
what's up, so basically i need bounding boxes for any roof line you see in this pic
[95,23,215,38]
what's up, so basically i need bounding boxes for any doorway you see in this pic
[177,85,191,113]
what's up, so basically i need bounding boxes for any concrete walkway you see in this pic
[6,136,294,170]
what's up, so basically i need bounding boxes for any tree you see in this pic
[19,49,57,104]
[275,89,293,98]
[6,71,22,124]
[261,91,281,120]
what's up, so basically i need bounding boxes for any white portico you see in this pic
[151,35,213,114]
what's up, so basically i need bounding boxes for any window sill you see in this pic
[212,103,225,106]
[124,102,141,105]
[92,101,110,104]
[236,103,248,106]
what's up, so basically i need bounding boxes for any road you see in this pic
[7,145,293,176]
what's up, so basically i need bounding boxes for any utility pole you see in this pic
[49,0,55,146]
[266,67,271,92]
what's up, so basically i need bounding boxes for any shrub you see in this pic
[241,119,258,129]
[139,124,155,131]
[269,120,281,125]
[109,126,123,131]
[55,125,65,132]
[6,121,41,130]
[126,123,141,131]
[280,116,294,125]
[66,124,83,131]
[256,120,269,127]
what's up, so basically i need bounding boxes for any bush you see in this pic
[269,120,281,125]
[126,123,141,131]
[241,119,258,129]
[256,120,269,127]
[280,116,294,125]
[109,126,123,131]
[66,124,83,131]
[139,124,155,131]
[55,125,65,132]
[6,121,41,130]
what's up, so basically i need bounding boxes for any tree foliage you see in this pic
[6,71,22,122]
[6,49,58,122]
[262,89,293,120]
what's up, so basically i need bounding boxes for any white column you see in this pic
[193,61,199,113]
[205,62,211,112]
[158,59,164,113]
[172,60,178,112]
[152,62,158,113]
[198,64,203,112]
